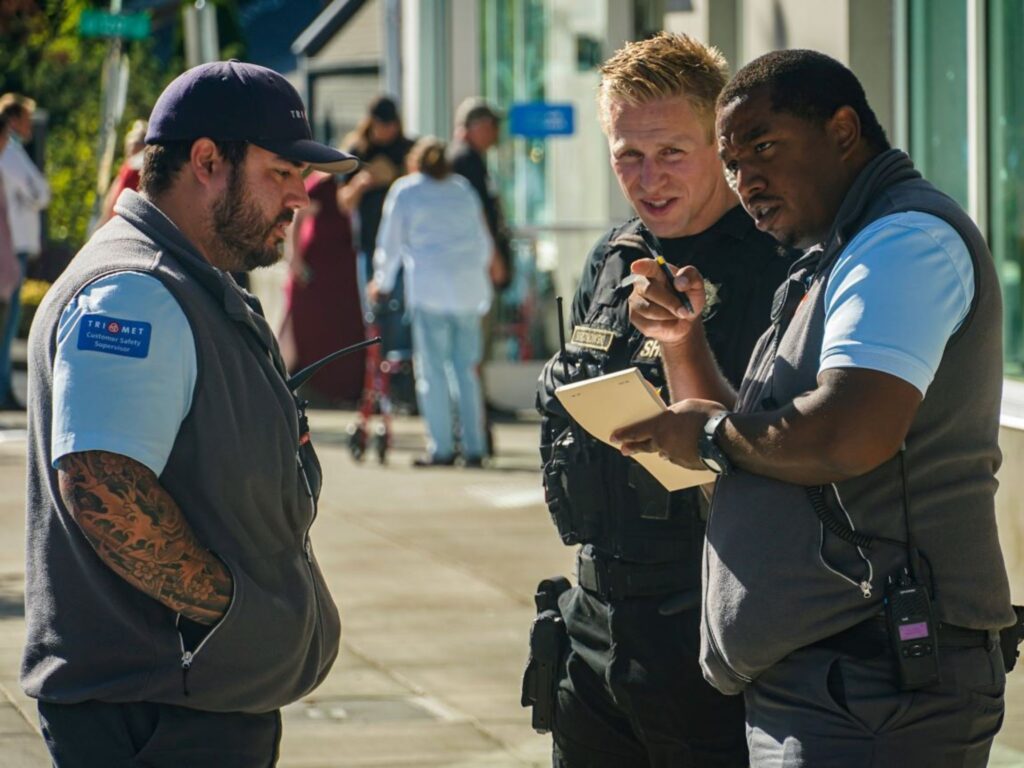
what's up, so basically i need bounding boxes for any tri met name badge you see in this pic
[77,315,152,359]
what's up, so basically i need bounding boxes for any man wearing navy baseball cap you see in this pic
[22,61,354,766]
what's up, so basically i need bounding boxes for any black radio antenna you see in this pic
[556,296,568,359]
[287,337,382,392]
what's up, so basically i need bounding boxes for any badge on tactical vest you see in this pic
[77,315,152,359]
[571,325,615,352]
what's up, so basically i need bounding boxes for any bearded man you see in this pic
[22,61,359,767]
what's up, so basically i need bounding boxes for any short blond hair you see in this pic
[598,33,729,139]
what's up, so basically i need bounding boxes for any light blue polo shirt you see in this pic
[51,271,197,475]
[820,212,974,397]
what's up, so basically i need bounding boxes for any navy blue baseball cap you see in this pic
[146,60,359,174]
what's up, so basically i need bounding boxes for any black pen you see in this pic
[654,254,695,315]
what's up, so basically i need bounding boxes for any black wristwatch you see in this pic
[698,411,734,475]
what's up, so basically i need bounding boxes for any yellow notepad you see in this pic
[554,367,715,491]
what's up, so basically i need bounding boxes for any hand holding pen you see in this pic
[654,255,695,315]
[625,257,708,346]
[629,232,698,317]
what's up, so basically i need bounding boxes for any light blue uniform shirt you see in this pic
[820,211,975,397]
[51,271,196,475]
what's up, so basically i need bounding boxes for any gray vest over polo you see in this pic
[22,190,340,713]
[700,150,1014,694]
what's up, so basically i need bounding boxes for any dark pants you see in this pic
[745,642,1005,767]
[551,587,748,768]
[37,699,282,767]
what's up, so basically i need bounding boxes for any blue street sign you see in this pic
[508,102,575,138]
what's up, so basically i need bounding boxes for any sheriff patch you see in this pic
[634,338,661,361]
[571,325,615,351]
[77,315,152,359]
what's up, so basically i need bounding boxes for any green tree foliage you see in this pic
[1,1,173,251]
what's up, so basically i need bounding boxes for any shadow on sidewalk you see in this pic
[0,573,24,619]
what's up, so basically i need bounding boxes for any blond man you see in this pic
[528,33,792,766]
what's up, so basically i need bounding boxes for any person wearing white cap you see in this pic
[22,60,358,766]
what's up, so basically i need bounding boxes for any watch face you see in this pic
[698,431,730,475]
[700,455,724,474]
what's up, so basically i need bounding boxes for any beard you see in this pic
[210,164,293,272]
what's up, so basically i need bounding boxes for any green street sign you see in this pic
[79,9,150,40]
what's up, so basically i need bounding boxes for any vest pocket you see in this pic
[176,559,237,698]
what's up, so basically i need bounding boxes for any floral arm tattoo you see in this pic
[56,451,233,625]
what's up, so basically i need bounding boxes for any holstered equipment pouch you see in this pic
[542,426,607,545]
[576,549,697,602]
[521,576,571,733]
[627,462,671,520]
[1000,605,1024,673]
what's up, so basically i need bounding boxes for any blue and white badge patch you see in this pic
[77,315,152,359]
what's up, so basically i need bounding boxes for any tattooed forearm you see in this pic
[56,451,233,625]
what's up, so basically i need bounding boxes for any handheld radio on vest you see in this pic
[883,447,941,690]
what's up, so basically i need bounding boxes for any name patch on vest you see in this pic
[77,315,152,359]
[571,325,615,351]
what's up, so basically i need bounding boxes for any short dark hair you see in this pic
[718,49,890,153]
[139,140,248,197]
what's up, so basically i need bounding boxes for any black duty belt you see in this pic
[576,550,697,601]
[812,614,995,659]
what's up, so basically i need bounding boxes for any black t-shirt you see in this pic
[450,141,512,282]
[571,205,793,389]
[344,136,415,256]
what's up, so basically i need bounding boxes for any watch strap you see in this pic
[703,410,730,441]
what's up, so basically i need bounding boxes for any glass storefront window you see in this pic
[988,0,1024,377]
[908,0,968,209]
[481,0,549,226]
[478,0,624,362]
[479,0,553,362]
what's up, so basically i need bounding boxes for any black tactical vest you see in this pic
[539,212,790,565]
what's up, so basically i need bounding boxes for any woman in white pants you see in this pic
[369,137,493,467]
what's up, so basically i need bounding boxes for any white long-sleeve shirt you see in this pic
[0,138,50,256]
[373,172,492,315]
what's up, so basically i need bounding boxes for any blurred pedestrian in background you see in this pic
[450,98,512,454]
[450,98,512,292]
[0,115,19,338]
[0,92,50,410]
[368,137,492,468]
[339,95,414,297]
[99,118,148,225]
[278,169,366,405]
[340,95,416,408]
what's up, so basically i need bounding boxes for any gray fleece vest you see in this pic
[22,190,340,713]
[700,150,1014,695]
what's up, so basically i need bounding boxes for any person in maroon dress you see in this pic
[279,171,366,404]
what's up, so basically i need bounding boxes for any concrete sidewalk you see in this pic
[1,408,1024,766]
